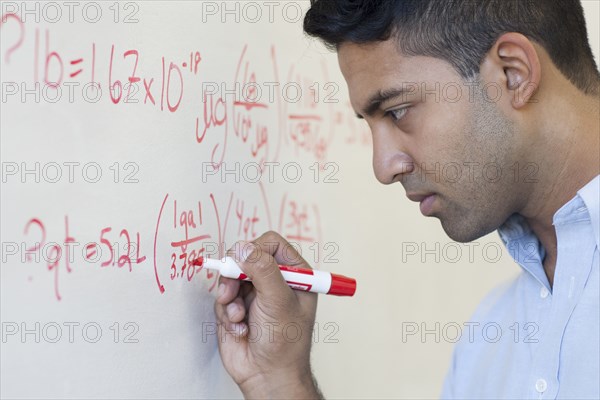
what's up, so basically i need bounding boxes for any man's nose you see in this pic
[372,129,414,184]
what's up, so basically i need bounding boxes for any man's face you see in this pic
[338,39,526,242]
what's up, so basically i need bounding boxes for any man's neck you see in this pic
[521,90,599,287]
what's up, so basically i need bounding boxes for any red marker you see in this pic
[192,256,356,296]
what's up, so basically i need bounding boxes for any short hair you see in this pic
[303,0,600,95]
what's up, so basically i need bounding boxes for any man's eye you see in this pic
[386,107,409,122]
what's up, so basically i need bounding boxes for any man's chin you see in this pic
[439,217,493,243]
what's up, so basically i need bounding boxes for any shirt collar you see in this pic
[498,174,600,248]
[576,174,600,249]
[497,174,600,288]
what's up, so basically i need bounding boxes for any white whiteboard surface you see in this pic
[1,1,598,399]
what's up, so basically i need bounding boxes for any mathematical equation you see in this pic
[17,185,323,301]
[1,13,370,166]
[2,12,362,301]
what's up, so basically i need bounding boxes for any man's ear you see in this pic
[479,32,541,109]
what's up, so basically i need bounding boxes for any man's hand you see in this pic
[214,231,322,399]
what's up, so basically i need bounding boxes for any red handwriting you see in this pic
[169,202,210,282]
[235,199,260,241]
[277,194,322,244]
[193,45,283,173]
[231,44,276,167]
[20,190,325,301]
[151,189,323,294]
[3,17,348,302]
[153,194,217,294]
[44,29,63,87]
[282,61,334,162]
[0,13,25,64]
[197,92,228,168]
[1,17,366,171]
[22,216,146,301]
[1,16,201,111]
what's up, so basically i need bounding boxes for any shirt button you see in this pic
[540,287,550,299]
[535,378,547,393]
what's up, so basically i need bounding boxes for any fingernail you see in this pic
[226,302,238,318]
[235,241,255,262]
[217,283,225,298]
[232,323,247,336]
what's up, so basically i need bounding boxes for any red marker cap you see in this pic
[328,273,357,296]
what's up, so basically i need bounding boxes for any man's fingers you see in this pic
[252,231,310,268]
[228,241,293,300]
[216,276,240,304]
[226,296,246,323]
[215,301,248,337]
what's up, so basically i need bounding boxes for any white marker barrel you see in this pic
[205,257,356,296]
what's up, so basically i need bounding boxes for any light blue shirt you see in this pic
[441,175,600,399]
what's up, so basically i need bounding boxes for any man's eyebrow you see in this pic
[356,87,411,119]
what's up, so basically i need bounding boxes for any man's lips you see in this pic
[406,192,437,216]
[406,192,436,203]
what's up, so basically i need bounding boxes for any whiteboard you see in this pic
[1,1,598,398]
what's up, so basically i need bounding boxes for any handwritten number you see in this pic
[118,229,133,272]
[100,227,113,267]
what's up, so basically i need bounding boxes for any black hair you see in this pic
[304,0,600,95]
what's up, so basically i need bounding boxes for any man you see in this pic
[214,0,600,398]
